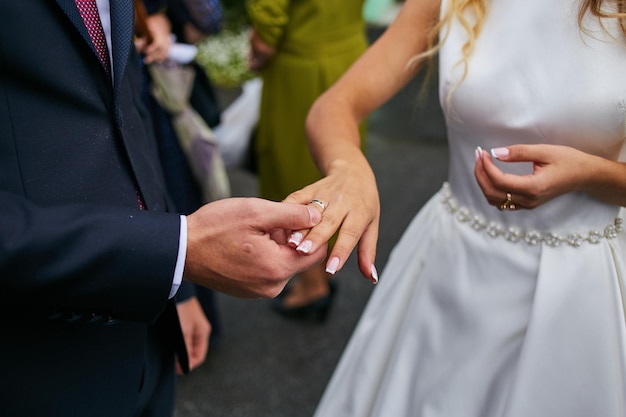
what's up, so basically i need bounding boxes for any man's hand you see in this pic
[247,28,275,72]
[184,198,327,298]
[134,12,172,64]
[176,296,211,374]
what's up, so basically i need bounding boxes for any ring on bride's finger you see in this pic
[499,192,516,211]
[309,199,327,211]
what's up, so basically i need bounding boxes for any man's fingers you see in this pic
[258,200,322,231]
[188,335,209,371]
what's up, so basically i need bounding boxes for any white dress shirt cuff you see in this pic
[169,215,187,299]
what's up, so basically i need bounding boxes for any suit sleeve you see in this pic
[246,0,291,47]
[0,191,182,323]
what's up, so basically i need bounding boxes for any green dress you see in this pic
[247,0,368,201]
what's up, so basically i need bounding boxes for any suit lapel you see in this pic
[105,2,165,210]
[109,0,134,98]
[55,0,101,63]
[55,0,134,96]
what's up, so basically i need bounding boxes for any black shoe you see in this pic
[272,281,337,323]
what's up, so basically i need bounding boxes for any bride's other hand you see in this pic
[474,144,626,209]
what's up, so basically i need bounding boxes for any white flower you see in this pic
[196,29,256,88]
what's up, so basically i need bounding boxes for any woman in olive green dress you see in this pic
[247,0,368,321]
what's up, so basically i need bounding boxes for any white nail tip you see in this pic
[326,257,340,274]
[371,265,379,284]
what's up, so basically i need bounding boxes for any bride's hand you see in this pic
[474,144,597,210]
[283,158,380,283]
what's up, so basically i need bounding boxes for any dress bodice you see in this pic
[438,0,626,235]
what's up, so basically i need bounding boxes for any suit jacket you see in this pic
[0,1,188,415]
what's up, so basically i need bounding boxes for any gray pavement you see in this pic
[174,27,449,417]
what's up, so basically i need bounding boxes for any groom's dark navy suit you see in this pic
[0,1,189,415]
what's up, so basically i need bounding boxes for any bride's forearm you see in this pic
[304,0,436,178]
[581,156,626,207]
[305,95,370,178]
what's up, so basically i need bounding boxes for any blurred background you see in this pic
[174,2,448,416]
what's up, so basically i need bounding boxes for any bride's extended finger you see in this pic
[356,221,379,284]
[324,214,375,277]
[291,207,343,255]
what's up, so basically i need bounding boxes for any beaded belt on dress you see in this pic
[440,182,623,247]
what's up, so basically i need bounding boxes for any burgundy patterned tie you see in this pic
[75,0,111,76]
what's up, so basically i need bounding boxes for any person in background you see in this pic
[135,0,226,370]
[0,1,326,416]
[246,0,369,323]
[284,0,626,415]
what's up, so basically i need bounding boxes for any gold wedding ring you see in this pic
[499,192,516,211]
[309,199,327,211]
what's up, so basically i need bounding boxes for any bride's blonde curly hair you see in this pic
[411,0,626,104]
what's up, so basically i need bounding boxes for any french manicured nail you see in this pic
[474,146,483,162]
[490,147,509,159]
[296,240,313,254]
[289,231,303,247]
[371,265,379,284]
[326,257,340,274]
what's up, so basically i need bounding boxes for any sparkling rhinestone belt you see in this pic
[440,183,623,247]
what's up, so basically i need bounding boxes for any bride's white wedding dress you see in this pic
[313,0,626,416]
